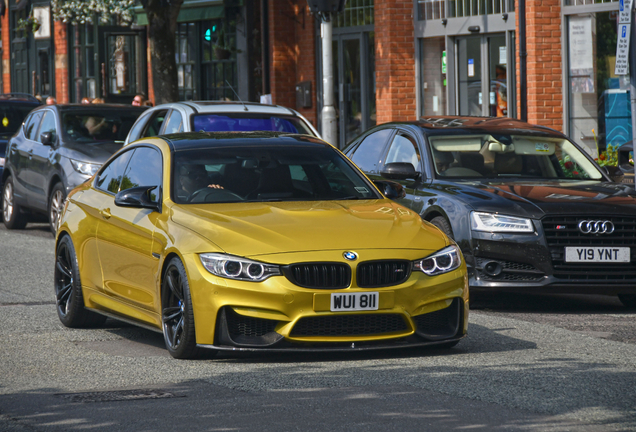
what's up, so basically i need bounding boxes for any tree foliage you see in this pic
[51,0,136,25]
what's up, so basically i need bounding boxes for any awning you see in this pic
[135,1,225,26]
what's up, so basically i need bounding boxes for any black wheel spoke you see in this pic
[171,316,184,347]
[162,306,181,323]
[57,282,72,304]
[56,260,72,279]
[166,271,183,301]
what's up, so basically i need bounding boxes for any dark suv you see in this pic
[0,94,41,199]
[2,104,146,233]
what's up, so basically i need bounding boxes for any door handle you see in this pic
[100,208,111,219]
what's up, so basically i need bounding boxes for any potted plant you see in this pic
[214,23,241,60]
[17,15,40,34]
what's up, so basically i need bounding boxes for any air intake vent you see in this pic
[290,314,408,337]
[284,262,351,289]
[357,260,411,287]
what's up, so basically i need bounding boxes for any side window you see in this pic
[126,112,152,143]
[163,110,183,134]
[385,134,421,171]
[143,110,168,138]
[349,129,392,173]
[38,111,57,143]
[120,147,163,202]
[95,150,134,194]
[25,112,43,141]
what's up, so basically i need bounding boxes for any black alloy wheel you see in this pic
[430,216,454,239]
[3,176,27,229]
[162,257,206,359]
[54,235,106,327]
[49,183,66,235]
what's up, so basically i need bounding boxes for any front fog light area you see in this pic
[471,211,534,233]
[413,245,462,276]
[200,253,281,282]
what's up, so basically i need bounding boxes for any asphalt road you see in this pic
[1,224,635,431]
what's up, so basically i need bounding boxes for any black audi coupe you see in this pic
[344,116,636,308]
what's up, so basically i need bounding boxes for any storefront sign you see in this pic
[569,16,595,92]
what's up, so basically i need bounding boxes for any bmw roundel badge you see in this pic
[343,251,358,261]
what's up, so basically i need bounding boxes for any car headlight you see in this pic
[413,245,462,276]
[200,253,282,282]
[0,157,5,167]
[70,159,101,176]
[470,211,534,233]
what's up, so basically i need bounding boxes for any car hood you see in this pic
[61,141,123,164]
[170,199,448,257]
[447,179,636,218]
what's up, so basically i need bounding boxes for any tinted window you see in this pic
[38,111,57,143]
[127,112,152,143]
[120,147,163,202]
[25,112,43,141]
[163,110,183,134]
[143,110,168,137]
[385,134,421,171]
[192,114,314,135]
[62,108,143,143]
[0,104,37,135]
[95,150,134,194]
[350,129,392,172]
[173,145,380,204]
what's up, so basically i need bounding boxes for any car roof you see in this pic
[380,116,565,138]
[38,103,148,112]
[0,93,41,106]
[155,131,330,152]
[154,101,302,116]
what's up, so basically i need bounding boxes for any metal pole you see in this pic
[518,0,527,122]
[321,14,338,147]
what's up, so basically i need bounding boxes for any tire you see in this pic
[162,257,205,359]
[2,176,27,230]
[430,216,453,239]
[618,294,636,309]
[49,183,66,235]
[54,235,107,328]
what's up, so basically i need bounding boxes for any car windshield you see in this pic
[0,104,36,136]
[173,145,380,204]
[428,134,604,180]
[62,109,142,143]
[192,114,314,135]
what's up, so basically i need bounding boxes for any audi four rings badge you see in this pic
[578,220,615,234]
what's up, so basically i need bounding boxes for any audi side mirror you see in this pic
[373,180,406,199]
[115,185,161,212]
[380,162,421,181]
[40,132,54,146]
[603,165,625,183]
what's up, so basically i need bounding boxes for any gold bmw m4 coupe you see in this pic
[54,132,468,359]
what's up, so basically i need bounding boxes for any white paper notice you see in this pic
[468,59,475,77]
[499,46,507,65]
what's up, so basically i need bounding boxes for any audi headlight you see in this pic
[413,245,462,276]
[470,211,534,233]
[200,253,281,282]
[70,159,101,176]
[0,157,5,167]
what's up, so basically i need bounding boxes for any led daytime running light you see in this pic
[470,211,534,233]
[200,253,281,282]
[413,245,462,276]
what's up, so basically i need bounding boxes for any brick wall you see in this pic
[517,0,563,131]
[268,0,317,126]
[2,11,10,93]
[53,22,69,103]
[375,0,417,123]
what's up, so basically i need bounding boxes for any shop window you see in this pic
[419,0,514,20]
[176,23,197,100]
[72,24,97,102]
[567,12,629,156]
[420,37,447,116]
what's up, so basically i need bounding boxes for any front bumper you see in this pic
[185,251,469,349]
[466,216,636,295]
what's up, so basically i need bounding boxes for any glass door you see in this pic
[457,36,482,116]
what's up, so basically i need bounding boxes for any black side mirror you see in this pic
[603,165,625,183]
[40,132,54,146]
[380,162,421,181]
[115,186,161,212]
[373,180,406,199]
